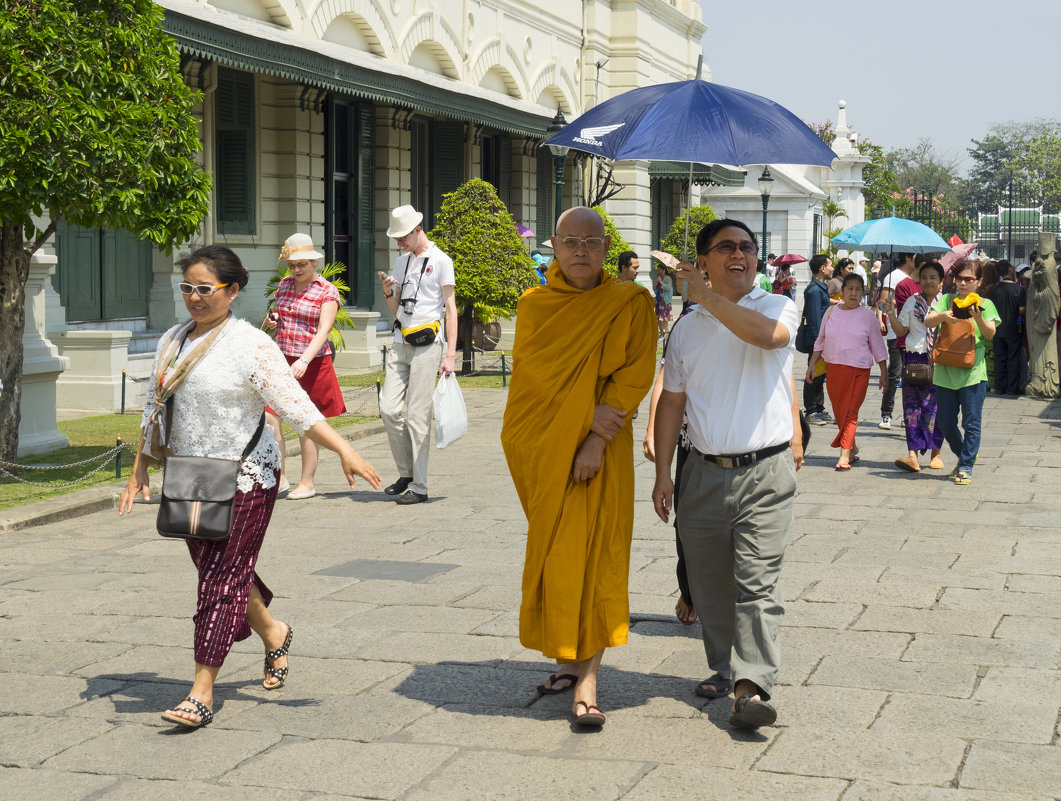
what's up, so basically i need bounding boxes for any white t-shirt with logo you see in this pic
[390,241,455,344]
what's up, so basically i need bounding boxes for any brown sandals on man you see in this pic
[573,699,606,727]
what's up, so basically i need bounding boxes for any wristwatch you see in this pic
[384,291,394,299]
[298,356,310,365]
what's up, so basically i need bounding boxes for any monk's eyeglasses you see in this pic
[559,236,606,252]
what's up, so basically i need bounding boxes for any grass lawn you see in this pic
[338,368,510,391]
[0,412,374,512]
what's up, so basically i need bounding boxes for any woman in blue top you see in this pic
[924,260,1000,485]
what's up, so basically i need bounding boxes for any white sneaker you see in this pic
[878,416,892,429]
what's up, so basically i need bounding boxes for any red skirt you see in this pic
[266,353,346,419]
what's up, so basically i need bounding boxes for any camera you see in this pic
[400,297,416,315]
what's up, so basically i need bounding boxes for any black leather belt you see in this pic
[694,442,789,469]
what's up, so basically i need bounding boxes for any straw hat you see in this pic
[280,233,324,262]
[387,205,424,238]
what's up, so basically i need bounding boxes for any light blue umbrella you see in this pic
[831,216,950,254]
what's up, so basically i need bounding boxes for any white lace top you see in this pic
[142,317,324,491]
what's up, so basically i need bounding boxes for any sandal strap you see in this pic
[264,665,288,680]
[174,696,213,724]
[264,625,293,660]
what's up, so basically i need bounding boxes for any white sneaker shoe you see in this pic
[878,416,892,429]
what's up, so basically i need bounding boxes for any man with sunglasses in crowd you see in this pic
[377,205,457,505]
[502,207,656,728]
[652,218,802,731]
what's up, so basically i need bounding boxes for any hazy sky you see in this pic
[698,0,1060,175]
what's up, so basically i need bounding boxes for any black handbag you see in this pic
[902,360,934,386]
[157,401,266,541]
[795,316,812,354]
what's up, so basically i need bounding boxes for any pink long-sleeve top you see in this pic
[813,304,888,369]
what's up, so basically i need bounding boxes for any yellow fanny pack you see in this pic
[399,320,440,347]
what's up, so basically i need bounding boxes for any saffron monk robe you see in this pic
[502,207,657,729]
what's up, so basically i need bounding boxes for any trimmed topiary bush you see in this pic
[591,205,631,277]
[659,204,718,261]
[427,178,538,371]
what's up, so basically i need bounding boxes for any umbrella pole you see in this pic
[678,56,703,303]
[681,161,694,301]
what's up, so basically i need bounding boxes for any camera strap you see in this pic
[393,254,430,329]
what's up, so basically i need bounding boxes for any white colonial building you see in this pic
[20,0,715,452]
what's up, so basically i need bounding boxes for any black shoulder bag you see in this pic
[157,398,266,541]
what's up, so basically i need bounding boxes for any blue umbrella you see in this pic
[543,79,837,168]
[831,216,951,254]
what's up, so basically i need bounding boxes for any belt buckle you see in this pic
[717,455,737,469]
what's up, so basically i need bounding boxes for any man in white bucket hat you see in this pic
[377,205,457,505]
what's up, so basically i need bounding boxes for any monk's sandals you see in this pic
[160,696,213,728]
[263,624,294,690]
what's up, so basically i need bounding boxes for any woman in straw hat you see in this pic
[265,233,347,500]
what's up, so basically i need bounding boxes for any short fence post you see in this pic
[115,437,122,478]
[121,369,126,415]
[501,353,507,389]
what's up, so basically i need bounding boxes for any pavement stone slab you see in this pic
[800,578,940,608]
[222,738,456,799]
[972,666,1061,705]
[84,777,329,800]
[872,694,1057,744]
[0,766,116,800]
[0,715,115,767]
[936,588,1061,618]
[960,740,1061,796]
[807,654,979,698]
[620,764,848,801]
[844,779,1055,801]
[0,673,125,716]
[902,633,1060,669]
[43,721,283,780]
[852,606,1001,637]
[403,751,649,801]
[756,726,968,784]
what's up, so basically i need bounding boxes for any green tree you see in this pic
[887,138,962,196]
[658,204,717,260]
[810,120,901,215]
[0,0,211,459]
[428,178,537,373]
[966,119,1061,210]
[591,206,631,276]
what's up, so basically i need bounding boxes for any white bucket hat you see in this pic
[280,233,324,262]
[387,205,424,238]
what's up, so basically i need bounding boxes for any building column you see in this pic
[18,251,70,456]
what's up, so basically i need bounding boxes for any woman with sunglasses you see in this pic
[264,233,347,500]
[118,245,381,729]
[923,260,999,485]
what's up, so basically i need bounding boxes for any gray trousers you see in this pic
[676,449,796,700]
[379,340,442,495]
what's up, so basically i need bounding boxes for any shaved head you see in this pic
[551,206,610,291]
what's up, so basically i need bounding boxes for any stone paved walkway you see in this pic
[2,385,1060,800]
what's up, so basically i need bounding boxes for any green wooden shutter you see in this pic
[102,229,152,318]
[215,67,255,235]
[536,149,552,239]
[55,222,102,321]
[355,102,376,307]
[431,121,465,225]
[498,135,512,211]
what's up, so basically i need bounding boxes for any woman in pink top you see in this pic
[805,273,889,469]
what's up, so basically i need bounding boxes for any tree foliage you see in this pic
[0,0,210,459]
[659,204,717,261]
[886,138,962,196]
[966,120,1061,211]
[591,206,631,277]
[810,119,901,214]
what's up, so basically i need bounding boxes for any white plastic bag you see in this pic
[432,373,468,448]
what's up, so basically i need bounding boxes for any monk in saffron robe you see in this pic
[502,206,656,727]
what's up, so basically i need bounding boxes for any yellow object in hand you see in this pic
[953,293,980,308]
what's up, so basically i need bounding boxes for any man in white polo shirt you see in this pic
[652,218,802,730]
[378,205,458,505]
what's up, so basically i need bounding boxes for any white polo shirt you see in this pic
[663,287,797,455]
[390,241,454,344]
